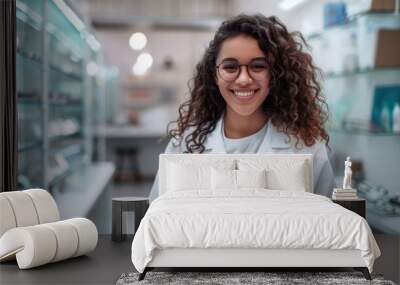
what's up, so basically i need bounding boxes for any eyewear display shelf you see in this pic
[16,0,105,204]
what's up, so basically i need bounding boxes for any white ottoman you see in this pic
[0,189,98,269]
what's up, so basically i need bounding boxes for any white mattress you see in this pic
[131,190,380,273]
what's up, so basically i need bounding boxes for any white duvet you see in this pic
[131,190,380,273]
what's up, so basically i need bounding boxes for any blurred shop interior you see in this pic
[16,0,400,236]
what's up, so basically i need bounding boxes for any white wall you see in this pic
[232,0,327,34]
[96,28,214,114]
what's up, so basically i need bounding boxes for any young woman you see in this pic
[150,14,335,200]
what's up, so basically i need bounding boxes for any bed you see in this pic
[131,154,380,280]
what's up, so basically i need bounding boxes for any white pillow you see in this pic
[211,168,236,190]
[238,159,308,192]
[165,159,236,192]
[211,168,268,190]
[167,162,210,191]
[236,169,267,189]
[267,161,307,191]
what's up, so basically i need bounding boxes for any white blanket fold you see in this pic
[131,190,380,273]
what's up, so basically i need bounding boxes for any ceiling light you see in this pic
[132,52,153,76]
[278,0,308,11]
[129,32,147,51]
[137,52,153,69]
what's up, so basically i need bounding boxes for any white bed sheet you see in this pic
[131,190,380,273]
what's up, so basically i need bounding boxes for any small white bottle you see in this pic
[393,103,400,134]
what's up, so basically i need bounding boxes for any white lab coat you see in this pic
[149,117,335,201]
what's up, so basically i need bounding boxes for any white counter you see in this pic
[97,125,167,138]
[54,162,115,219]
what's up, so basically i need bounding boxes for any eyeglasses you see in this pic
[216,58,269,82]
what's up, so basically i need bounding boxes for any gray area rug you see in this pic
[116,271,396,285]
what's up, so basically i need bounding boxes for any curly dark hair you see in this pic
[168,14,329,153]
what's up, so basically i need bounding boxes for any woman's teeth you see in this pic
[234,90,255,97]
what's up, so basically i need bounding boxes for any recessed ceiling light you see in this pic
[132,53,153,76]
[137,52,153,69]
[129,32,147,51]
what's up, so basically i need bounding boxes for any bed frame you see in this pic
[138,154,372,281]
[138,248,371,280]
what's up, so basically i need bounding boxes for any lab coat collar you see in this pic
[266,122,292,150]
[203,117,226,153]
[203,116,291,153]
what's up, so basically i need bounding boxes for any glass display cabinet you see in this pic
[16,0,104,191]
[46,0,86,190]
[308,12,400,233]
[16,0,45,188]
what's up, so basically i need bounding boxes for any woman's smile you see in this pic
[230,89,259,102]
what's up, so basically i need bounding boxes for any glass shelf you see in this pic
[18,140,42,152]
[49,64,83,81]
[307,22,355,40]
[323,72,400,138]
[328,127,400,136]
[49,100,83,107]
[16,53,43,102]
[16,0,43,27]
[306,12,400,40]
[324,67,400,79]
[17,49,43,65]
[17,97,84,108]
[49,132,83,143]
[17,96,43,104]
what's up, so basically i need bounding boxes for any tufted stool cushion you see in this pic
[0,189,98,269]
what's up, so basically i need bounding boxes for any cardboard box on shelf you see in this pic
[346,0,395,16]
[356,14,400,69]
[371,0,395,11]
[375,29,400,67]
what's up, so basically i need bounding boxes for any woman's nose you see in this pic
[235,66,252,84]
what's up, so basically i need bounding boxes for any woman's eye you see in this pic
[250,63,267,72]
[221,64,238,73]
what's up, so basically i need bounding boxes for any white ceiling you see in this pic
[88,0,233,30]
[84,0,304,30]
